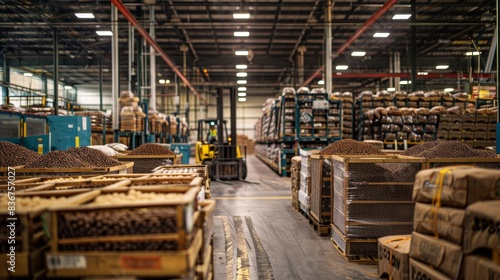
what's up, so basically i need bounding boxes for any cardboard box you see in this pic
[410,232,463,279]
[463,255,500,280]
[413,167,500,208]
[413,203,465,245]
[378,235,412,280]
[464,200,500,255]
[291,156,301,170]
[409,258,452,280]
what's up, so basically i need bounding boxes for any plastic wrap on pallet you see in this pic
[413,166,500,208]
[331,225,378,257]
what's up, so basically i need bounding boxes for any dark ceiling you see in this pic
[0,0,497,97]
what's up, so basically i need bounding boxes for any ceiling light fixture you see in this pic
[23,72,33,77]
[159,79,166,84]
[64,85,72,90]
[399,80,412,85]
[444,88,454,92]
[351,51,366,56]
[166,79,171,84]
[96,31,113,36]
[392,14,411,20]
[236,72,248,77]
[235,50,248,56]
[75,13,95,19]
[238,87,247,91]
[238,92,247,97]
[233,13,250,19]
[436,65,449,69]
[234,31,250,37]
[373,33,390,38]
[465,51,481,56]
[238,97,247,102]
[387,87,396,91]
[236,64,247,69]
[417,72,429,76]
[335,65,349,70]
[237,80,247,84]
[318,80,325,85]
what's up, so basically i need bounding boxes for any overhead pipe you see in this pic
[330,72,493,79]
[301,0,399,87]
[149,4,156,112]
[484,27,497,73]
[110,0,206,105]
[325,0,333,93]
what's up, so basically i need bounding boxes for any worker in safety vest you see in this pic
[208,124,217,143]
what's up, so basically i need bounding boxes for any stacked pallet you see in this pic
[290,156,301,210]
[330,155,424,261]
[340,93,354,139]
[409,167,500,279]
[280,88,296,138]
[237,134,255,155]
[298,149,319,216]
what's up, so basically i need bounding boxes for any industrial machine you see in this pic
[24,114,49,154]
[47,115,91,150]
[0,111,23,145]
[195,87,247,180]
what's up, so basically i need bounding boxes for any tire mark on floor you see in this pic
[245,216,274,280]
[222,216,235,280]
[234,216,251,280]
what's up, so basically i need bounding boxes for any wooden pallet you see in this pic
[307,215,330,237]
[330,224,378,263]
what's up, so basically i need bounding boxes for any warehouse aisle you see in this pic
[211,156,378,280]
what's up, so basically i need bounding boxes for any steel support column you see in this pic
[149,4,156,112]
[128,23,134,92]
[99,59,103,111]
[410,0,417,91]
[112,5,119,131]
[53,27,59,115]
[230,87,237,147]
[2,54,8,102]
[216,87,224,146]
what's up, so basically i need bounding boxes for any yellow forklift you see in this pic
[194,88,247,180]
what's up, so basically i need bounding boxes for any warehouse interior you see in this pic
[0,0,499,280]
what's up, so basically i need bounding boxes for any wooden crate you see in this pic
[0,189,92,279]
[47,186,201,278]
[196,244,213,280]
[21,180,132,193]
[152,164,210,193]
[197,200,215,264]
[425,157,500,170]
[1,162,134,177]
[309,155,333,225]
[330,155,425,239]
[116,155,182,173]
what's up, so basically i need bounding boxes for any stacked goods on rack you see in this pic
[327,97,341,139]
[409,166,500,279]
[290,156,301,210]
[118,91,139,112]
[120,106,137,132]
[148,111,167,135]
[237,134,255,155]
[46,186,211,278]
[339,92,354,139]
[116,143,181,173]
[0,190,90,279]
[280,87,296,139]
[298,149,321,217]
[297,87,313,138]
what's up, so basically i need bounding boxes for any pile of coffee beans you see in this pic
[66,147,121,167]
[24,151,92,168]
[319,139,385,155]
[130,143,175,155]
[0,141,41,166]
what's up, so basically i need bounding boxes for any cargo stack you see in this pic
[409,166,500,280]
[290,156,301,210]
[298,149,319,216]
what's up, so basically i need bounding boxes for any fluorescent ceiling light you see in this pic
[235,50,248,56]
[417,72,429,76]
[237,80,247,84]
[335,65,349,70]
[317,80,325,85]
[465,51,481,56]
[75,13,94,19]
[236,72,247,77]
[238,87,247,91]
[159,79,166,84]
[64,85,72,90]
[238,97,247,102]
[387,87,396,91]
[23,72,33,77]
[392,14,411,20]
[96,30,113,36]
[444,88,454,92]
[436,65,449,69]
[373,33,390,38]
[238,92,247,97]
[165,79,171,84]
[234,31,250,37]
[399,80,412,85]
[351,51,366,56]
[233,13,250,19]
[236,64,247,69]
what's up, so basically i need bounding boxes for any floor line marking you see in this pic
[221,216,235,280]
[234,216,250,280]
[245,216,275,280]
[214,196,292,200]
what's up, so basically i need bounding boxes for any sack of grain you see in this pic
[413,203,465,245]
[463,200,500,255]
[378,235,412,280]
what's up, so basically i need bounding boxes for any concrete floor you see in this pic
[211,156,378,280]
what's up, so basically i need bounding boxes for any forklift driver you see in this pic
[207,124,217,144]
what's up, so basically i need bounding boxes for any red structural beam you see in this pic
[330,72,495,79]
[110,0,207,104]
[300,0,399,87]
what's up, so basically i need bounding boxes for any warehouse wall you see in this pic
[76,83,271,140]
